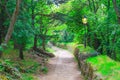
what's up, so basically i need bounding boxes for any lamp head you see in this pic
[82,16,87,24]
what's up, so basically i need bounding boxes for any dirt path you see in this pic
[39,46,83,80]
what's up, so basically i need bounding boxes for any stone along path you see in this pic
[39,46,83,80]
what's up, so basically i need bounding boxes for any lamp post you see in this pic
[82,16,88,48]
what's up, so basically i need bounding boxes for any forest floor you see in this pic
[37,46,84,80]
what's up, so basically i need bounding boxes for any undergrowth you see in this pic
[0,45,49,80]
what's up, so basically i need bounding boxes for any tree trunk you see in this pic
[106,32,111,57]
[0,51,2,58]
[113,0,120,24]
[107,48,111,57]
[42,29,48,50]
[42,38,46,50]
[87,24,91,47]
[112,30,117,59]
[14,41,19,49]
[106,0,111,57]
[0,18,3,45]
[113,50,116,60]
[93,34,101,51]
[93,34,102,52]
[0,0,21,58]
[88,0,92,11]
[33,35,37,49]
[4,0,21,44]
[0,3,6,45]
[19,45,24,59]
[112,0,120,59]
[0,32,2,45]
[99,45,103,54]
[118,16,120,24]
[31,0,37,49]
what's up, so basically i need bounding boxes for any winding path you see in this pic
[39,46,83,80]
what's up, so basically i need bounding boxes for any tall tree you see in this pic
[4,0,21,44]
[0,0,7,45]
[113,0,120,24]
[0,0,21,57]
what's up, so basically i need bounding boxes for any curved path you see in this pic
[39,46,83,80]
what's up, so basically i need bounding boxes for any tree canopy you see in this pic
[1,0,120,79]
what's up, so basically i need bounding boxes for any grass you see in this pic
[86,55,120,80]
[46,47,54,53]
[57,42,95,54]
[77,44,95,54]
[22,73,37,80]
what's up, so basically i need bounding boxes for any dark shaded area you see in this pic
[19,45,24,60]
[33,48,55,58]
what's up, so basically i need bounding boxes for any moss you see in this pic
[86,55,120,80]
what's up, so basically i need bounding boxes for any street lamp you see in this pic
[82,16,87,24]
[82,16,88,48]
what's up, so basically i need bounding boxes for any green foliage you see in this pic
[22,74,35,80]
[1,47,42,80]
[0,59,21,80]
[86,55,120,80]
[46,48,54,53]
[54,0,120,60]
[40,66,48,74]
[0,46,3,52]
[1,0,120,79]
[77,44,95,54]
[21,59,40,73]
[0,63,4,72]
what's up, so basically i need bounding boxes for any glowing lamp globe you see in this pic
[82,17,87,24]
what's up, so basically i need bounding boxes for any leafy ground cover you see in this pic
[86,55,120,80]
[76,44,120,80]
[0,45,48,80]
